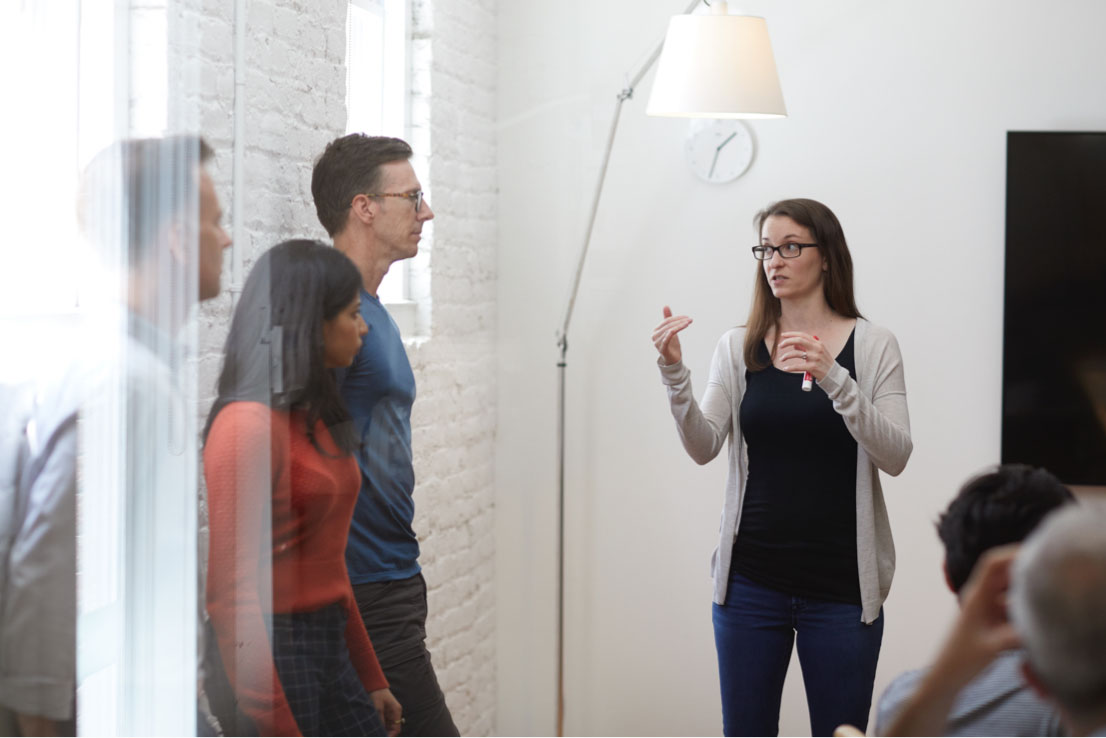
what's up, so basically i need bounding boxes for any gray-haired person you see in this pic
[1009,500,1106,736]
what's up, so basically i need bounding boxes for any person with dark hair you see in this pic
[651,198,912,736]
[875,464,1072,735]
[888,501,1106,737]
[310,134,457,737]
[0,136,229,736]
[203,239,403,737]
[938,464,1074,593]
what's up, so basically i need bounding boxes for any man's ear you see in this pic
[350,193,375,228]
[942,559,957,595]
[1020,659,1051,700]
[166,222,186,265]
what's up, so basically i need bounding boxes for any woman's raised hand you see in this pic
[777,331,833,381]
[652,306,693,366]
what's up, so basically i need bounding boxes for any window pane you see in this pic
[377,261,407,303]
[346,2,385,136]
[345,0,410,304]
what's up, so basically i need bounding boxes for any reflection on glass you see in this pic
[0,0,209,731]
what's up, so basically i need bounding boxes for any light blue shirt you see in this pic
[876,649,1065,736]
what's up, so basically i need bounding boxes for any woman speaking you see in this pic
[652,199,911,736]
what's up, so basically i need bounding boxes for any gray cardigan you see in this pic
[659,318,912,623]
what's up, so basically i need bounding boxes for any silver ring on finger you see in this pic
[803,352,808,360]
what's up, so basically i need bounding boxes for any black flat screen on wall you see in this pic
[1003,131,1106,485]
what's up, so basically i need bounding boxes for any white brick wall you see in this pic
[412,0,497,728]
[192,0,498,734]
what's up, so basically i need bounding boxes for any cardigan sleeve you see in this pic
[204,403,301,737]
[817,328,912,476]
[341,592,389,695]
[658,333,735,465]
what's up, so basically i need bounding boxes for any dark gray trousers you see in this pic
[352,573,459,737]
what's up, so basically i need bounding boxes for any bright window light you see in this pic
[346,0,410,304]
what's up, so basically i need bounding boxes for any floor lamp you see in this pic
[553,2,787,734]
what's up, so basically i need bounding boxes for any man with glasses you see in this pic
[311,135,457,737]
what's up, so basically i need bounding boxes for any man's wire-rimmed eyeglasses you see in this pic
[364,190,424,212]
[751,243,818,260]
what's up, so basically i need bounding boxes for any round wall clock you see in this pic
[685,119,755,184]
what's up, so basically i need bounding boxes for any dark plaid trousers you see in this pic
[269,603,387,736]
[205,603,387,737]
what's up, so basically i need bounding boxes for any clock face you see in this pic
[685,119,755,184]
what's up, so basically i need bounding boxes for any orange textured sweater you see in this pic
[205,402,388,737]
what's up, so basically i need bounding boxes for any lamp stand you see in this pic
[553,3,702,734]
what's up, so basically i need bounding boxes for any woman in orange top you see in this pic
[204,239,401,736]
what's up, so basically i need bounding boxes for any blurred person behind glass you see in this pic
[0,136,230,736]
[203,240,403,737]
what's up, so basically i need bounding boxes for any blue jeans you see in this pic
[712,571,883,737]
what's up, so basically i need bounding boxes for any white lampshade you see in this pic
[646,2,787,119]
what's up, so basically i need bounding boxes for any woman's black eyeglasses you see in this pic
[751,243,818,260]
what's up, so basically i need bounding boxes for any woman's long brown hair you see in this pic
[743,198,862,371]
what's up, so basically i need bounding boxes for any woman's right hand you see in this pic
[652,306,693,366]
[369,688,403,736]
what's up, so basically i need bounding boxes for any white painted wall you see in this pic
[495,1,1106,735]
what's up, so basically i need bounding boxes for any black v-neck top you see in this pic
[733,329,861,604]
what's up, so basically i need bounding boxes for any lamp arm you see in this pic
[555,95,627,354]
[553,4,704,735]
[556,0,703,349]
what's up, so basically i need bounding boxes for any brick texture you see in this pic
[192,0,497,734]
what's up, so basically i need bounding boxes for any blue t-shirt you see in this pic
[337,290,420,584]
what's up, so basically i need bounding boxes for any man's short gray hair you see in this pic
[1010,500,1106,720]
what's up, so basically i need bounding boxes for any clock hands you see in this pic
[708,131,739,178]
[688,121,754,183]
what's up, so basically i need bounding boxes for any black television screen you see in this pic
[1003,131,1106,485]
